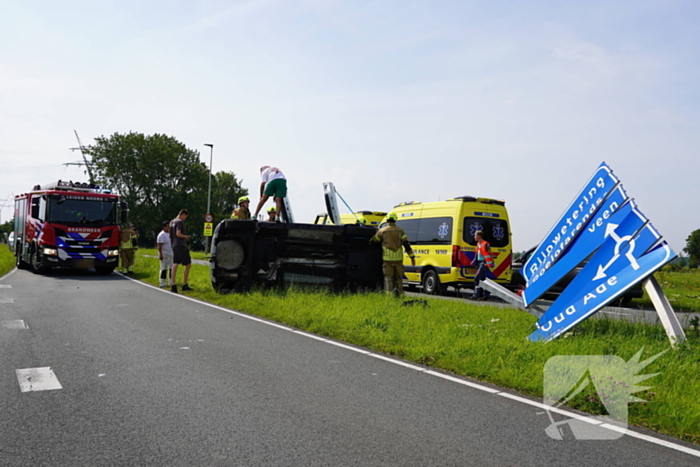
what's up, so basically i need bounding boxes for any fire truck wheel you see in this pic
[15,247,28,270]
[30,248,48,274]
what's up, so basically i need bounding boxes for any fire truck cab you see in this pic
[13,180,127,274]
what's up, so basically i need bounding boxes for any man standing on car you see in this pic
[169,209,193,293]
[157,220,173,288]
[371,212,416,296]
[252,166,287,221]
[471,230,494,300]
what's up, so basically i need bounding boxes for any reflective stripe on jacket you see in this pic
[231,206,251,219]
[371,224,414,262]
[476,240,494,269]
[120,228,136,249]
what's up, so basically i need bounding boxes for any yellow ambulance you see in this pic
[387,196,512,294]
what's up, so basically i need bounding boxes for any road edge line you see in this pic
[0,267,18,282]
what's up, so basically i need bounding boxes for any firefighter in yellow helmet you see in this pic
[267,206,278,222]
[230,196,251,220]
[356,216,368,226]
[371,212,415,296]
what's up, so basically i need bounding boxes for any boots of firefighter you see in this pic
[473,287,483,300]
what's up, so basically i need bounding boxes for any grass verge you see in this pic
[634,270,700,313]
[72,249,700,444]
[0,244,15,278]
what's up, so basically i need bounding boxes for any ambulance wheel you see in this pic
[422,270,445,295]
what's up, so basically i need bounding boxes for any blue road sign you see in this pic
[528,218,676,342]
[523,162,620,285]
[522,186,631,306]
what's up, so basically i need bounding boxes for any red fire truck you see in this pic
[12,180,127,274]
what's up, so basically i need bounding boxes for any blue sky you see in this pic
[1,0,698,252]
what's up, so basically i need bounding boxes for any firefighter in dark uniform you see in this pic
[471,230,495,300]
[371,212,416,296]
[230,196,251,220]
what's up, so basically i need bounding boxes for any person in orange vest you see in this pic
[371,212,416,296]
[470,230,494,300]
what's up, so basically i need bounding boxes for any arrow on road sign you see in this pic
[529,238,675,342]
[529,215,674,342]
[592,222,642,281]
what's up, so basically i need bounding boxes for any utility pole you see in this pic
[204,144,214,255]
[0,196,12,228]
[71,130,94,183]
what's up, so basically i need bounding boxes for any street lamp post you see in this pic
[204,143,214,255]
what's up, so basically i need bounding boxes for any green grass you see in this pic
[189,251,209,261]
[634,270,700,313]
[0,244,15,278]
[133,249,700,444]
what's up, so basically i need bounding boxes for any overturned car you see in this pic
[209,220,383,293]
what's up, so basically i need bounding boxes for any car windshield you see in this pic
[48,195,118,226]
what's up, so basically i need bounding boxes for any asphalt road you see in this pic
[0,269,698,466]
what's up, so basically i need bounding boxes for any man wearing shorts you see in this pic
[169,209,193,293]
[156,221,173,288]
[252,166,287,221]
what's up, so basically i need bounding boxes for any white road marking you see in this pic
[2,320,28,329]
[0,268,17,282]
[370,353,427,372]
[124,276,700,459]
[601,423,700,457]
[16,367,63,392]
[0,297,15,303]
[496,392,602,425]
[0,284,12,288]
[425,370,501,394]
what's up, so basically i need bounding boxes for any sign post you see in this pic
[203,214,214,239]
[643,275,686,347]
[520,162,685,346]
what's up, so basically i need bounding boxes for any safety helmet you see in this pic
[238,196,250,204]
[357,216,368,225]
[386,212,398,222]
[267,206,277,212]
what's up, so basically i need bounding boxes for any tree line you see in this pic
[86,132,247,249]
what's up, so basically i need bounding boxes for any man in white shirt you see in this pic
[157,221,174,288]
[253,166,287,221]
